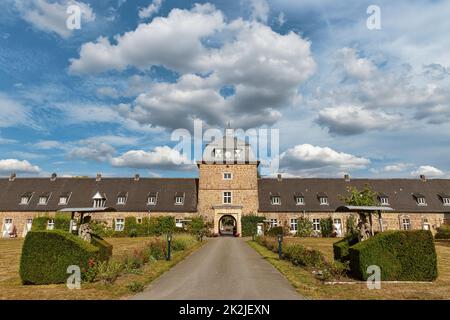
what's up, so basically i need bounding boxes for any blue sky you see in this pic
[1,0,450,179]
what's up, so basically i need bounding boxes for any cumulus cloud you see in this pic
[69,4,315,129]
[316,106,401,135]
[139,0,164,19]
[0,159,41,174]
[15,0,95,38]
[96,86,119,98]
[411,165,445,178]
[279,144,370,177]
[111,146,194,170]
[383,163,412,172]
[249,0,269,23]
[337,47,376,80]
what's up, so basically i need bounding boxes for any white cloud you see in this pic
[249,0,269,24]
[383,163,412,172]
[279,144,370,177]
[411,165,444,178]
[34,140,65,150]
[70,5,315,129]
[317,105,401,135]
[111,146,194,170]
[276,12,286,26]
[15,0,95,38]
[337,47,376,80]
[0,93,30,128]
[96,86,119,98]
[0,159,41,174]
[138,0,164,19]
[68,142,116,162]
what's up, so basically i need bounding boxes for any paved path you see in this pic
[131,237,303,300]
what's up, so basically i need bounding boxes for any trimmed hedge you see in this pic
[20,230,112,285]
[284,243,326,268]
[333,235,359,262]
[349,230,438,281]
[241,215,265,237]
[435,225,450,239]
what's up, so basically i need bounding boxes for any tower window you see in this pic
[223,172,232,180]
[223,191,232,204]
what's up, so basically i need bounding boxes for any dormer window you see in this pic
[413,193,427,206]
[92,191,106,208]
[38,196,48,205]
[117,192,127,205]
[379,194,389,205]
[20,192,32,205]
[294,193,304,205]
[438,193,450,206]
[318,193,328,205]
[148,192,158,205]
[271,196,281,205]
[175,192,184,205]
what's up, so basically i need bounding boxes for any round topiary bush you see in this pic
[20,230,112,285]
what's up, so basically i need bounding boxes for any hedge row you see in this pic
[241,215,266,237]
[20,230,112,285]
[435,225,450,239]
[333,234,359,262]
[348,230,438,281]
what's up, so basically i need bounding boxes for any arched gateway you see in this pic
[197,129,259,237]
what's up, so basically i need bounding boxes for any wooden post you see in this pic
[378,210,384,232]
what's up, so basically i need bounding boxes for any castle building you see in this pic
[1,132,449,238]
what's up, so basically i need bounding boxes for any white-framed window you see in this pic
[115,218,125,231]
[38,196,48,205]
[271,196,281,205]
[148,196,157,205]
[417,197,427,206]
[175,196,184,205]
[20,196,31,205]
[223,191,232,204]
[59,196,68,205]
[290,218,298,232]
[312,218,321,231]
[319,197,329,205]
[117,196,127,205]
[295,196,304,205]
[223,172,232,180]
[401,217,411,230]
[380,197,389,205]
[175,219,183,228]
[47,219,55,230]
[93,198,106,208]
[269,218,278,228]
[443,197,450,206]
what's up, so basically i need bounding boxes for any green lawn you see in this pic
[0,237,203,300]
[248,237,450,300]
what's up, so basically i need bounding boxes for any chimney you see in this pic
[134,174,140,181]
[9,172,16,182]
[50,173,57,181]
[277,173,282,182]
[344,174,350,182]
[96,173,102,182]
[420,174,426,182]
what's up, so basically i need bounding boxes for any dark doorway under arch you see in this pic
[219,215,237,236]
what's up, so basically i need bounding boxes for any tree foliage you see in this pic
[339,184,377,206]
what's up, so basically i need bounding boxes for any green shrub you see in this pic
[171,234,197,251]
[346,215,357,236]
[124,217,140,237]
[20,230,112,285]
[186,216,205,235]
[148,239,167,260]
[31,216,49,231]
[266,226,283,236]
[333,234,359,262]
[435,225,450,239]
[283,243,326,268]
[320,217,334,237]
[296,217,313,237]
[94,260,123,284]
[349,230,438,281]
[241,215,265,237]
[127,281,145,293]
[31,214,71,232]
[89,220,115,238]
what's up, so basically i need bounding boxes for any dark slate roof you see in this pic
[0,178,198,212]
[258,178,450,213]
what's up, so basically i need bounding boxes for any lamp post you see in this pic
[166,233,172,261]
[277,234,283,260]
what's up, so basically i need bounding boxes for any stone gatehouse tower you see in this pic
[197,129,259,235]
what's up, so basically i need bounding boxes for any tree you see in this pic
[296,217,313,237]
[339,184,377,206]
[320,217,334,237]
